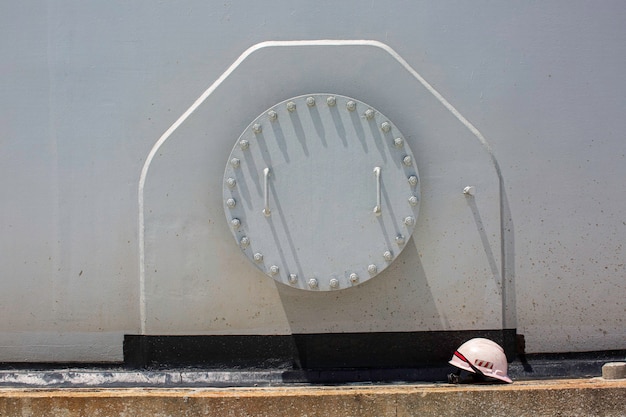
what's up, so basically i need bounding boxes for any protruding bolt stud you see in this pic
[395,235,406,246]
[404,216,415,227]
[252,123,262,134]
[346,100,356,111]
[240,236,250,248]
[402,155,413,166]
[239,139,250,150]
[349,273,359,284]
[368,264,378,275]
[253,252,263,263]
[364,109,375,120]
[408,175,418,187]
[383,250,393,261]
[329,278,339,289]
[267,110,278,121]
[230,158,240,168]
[269,265,279,276]
[327,96,336,107]
[226,177,236,188]
[394,137,404,148]
[463,186,476,196]
[306,96,316,107]
[230,218,241,229]
[408,195,419,206]
[226,198,236,209]
[308,278,318,289]
[286,101,296,112]
[381,121,391,133]
[288,273,298,284]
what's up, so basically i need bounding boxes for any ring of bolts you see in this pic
[225,95,419,290]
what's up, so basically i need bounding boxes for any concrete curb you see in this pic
[1,378,625,417]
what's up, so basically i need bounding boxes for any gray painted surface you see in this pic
[1,1,625,361]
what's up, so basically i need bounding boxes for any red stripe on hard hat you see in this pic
[454,351,469,363]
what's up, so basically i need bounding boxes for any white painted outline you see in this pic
[138,40,504,334]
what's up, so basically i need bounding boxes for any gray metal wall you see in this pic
[1,1,624,361]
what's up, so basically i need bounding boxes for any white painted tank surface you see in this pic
[0,1,624,364]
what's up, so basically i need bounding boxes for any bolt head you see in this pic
[226,198,236,209]
[269,265,279,276]
[463,186,476,196]
[288,273,298,284]
[286,101,296,112]
[308,278,318,289]
[394,137,404,148]
[231,218,241,229]
[230,158,240,168]
[252,123,262,134]
[239,139,250,150]
[364,109,375,120]
[367,264,377,275]
[383,250,393,261]
[253,252,263,263]
[349,273,359,284]
[395,235,406,246]
[240,236,250,248]
[381,121,391,132]
[402,155,412,166]
[329,278,339,288]
[306,96,316,107]
[346,100,356,111]
[326,96,336,107]
[226,177,237,188]
[408,195,418,206]
[268,110,278,121]
[404,216,415,227]
[408,175,418,186]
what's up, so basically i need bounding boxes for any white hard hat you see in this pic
[448,338,512,383]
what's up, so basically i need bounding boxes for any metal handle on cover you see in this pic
[373,166,382,216]
[262,168,271,217]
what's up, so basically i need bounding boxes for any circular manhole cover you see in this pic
[223,94,420,291]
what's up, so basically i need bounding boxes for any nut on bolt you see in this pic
[326,96,336,107]
[381,121,391,133]
[286,101,296,112]
[329,278,339,289]
[308,278,318,289]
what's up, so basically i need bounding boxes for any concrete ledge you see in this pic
[1,379,625,417]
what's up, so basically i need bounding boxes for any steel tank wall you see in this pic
[0,1,624,362]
